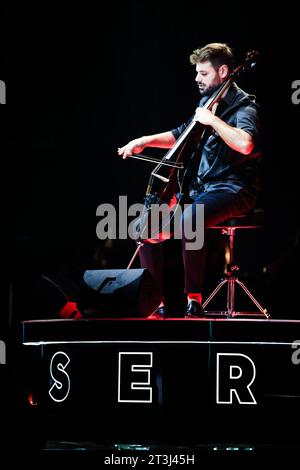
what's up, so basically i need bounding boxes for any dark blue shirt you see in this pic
[171,83,262,199]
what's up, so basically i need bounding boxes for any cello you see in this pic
[126,51,259,266]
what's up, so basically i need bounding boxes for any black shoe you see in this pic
[150,305,168,318]
[185,300,204,318]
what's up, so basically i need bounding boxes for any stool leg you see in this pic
[202,279,227,309]
[234,279,269,318]
[227,276,236,317]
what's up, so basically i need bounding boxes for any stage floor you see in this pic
[13,316,300,454]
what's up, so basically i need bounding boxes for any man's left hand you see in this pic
[194,107,216,126]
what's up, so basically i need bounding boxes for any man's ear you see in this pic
[218,64,229,79]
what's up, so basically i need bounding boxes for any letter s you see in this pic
[49,351,71,402]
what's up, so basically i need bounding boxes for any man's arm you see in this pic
[118,131,176,159]
[194,107,254,155]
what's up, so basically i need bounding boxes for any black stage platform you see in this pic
[16,316,300,458]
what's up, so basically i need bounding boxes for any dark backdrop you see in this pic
[1,3,299,318]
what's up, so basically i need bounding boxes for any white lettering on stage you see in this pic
[216,353,257,405]
[118,352,153,403]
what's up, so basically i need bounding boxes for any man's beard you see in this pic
[199,82,222,97]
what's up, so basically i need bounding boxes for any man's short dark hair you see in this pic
[190,43,235,72]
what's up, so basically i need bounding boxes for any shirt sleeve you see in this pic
[236,104,260,139]
[171,115,194,140]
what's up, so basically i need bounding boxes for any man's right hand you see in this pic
[117,138,146,159]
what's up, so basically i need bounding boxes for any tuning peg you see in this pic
[246,50,259,63]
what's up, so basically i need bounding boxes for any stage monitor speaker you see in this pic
[77,269,161,318]
[12,274,81,321]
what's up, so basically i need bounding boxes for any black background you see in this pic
[1,2,299,318]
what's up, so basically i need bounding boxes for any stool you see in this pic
[202,209,270,319]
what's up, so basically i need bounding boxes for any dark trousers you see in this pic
[138,189,256,298]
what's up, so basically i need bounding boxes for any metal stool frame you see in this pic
[203,224,270,319]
